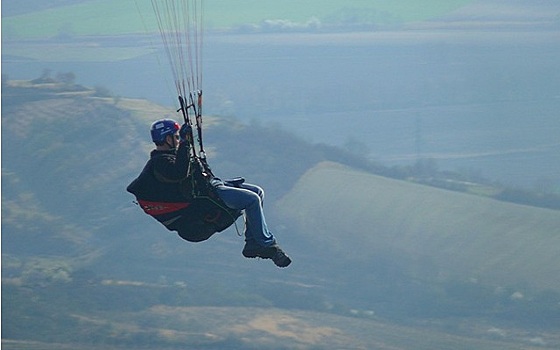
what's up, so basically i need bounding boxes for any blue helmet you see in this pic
[150,119,180,144]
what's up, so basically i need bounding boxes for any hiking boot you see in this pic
[242,243,292,268]
[271,249,292,268]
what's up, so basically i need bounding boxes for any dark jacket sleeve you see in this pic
[152,142,191,182]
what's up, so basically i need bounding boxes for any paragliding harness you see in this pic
[127,92,242,242]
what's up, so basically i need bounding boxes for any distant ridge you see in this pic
[422,0,560,29]
[278,162,560,292]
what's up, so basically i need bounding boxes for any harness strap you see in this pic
[137,200,190,216]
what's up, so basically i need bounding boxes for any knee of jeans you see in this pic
[255,186,265,201]
[253,191,263,206]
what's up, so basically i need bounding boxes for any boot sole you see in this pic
[242,250,292,268]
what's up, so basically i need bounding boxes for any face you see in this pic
[166,132,180,148]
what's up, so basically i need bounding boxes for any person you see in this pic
[127,118,291,268]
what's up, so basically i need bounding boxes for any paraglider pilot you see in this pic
[127,119,291,268]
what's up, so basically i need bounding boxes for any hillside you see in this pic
[2,80,560,349]
[278,162,560,292]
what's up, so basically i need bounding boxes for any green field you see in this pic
[277,162,560,292]
[2,0,475,39]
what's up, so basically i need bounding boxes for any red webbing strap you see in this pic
[137,200,190,216]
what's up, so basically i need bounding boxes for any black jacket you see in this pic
[127,142,192,220]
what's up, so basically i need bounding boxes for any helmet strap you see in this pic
[165,135,177,150]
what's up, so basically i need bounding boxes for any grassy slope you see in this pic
[2,0,474,39]
[277,162,560,292]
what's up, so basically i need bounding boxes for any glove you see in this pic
[179,123,192,143]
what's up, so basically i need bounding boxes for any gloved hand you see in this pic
[179,123,192,143]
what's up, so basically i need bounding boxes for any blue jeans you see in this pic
[212,180,276,247]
